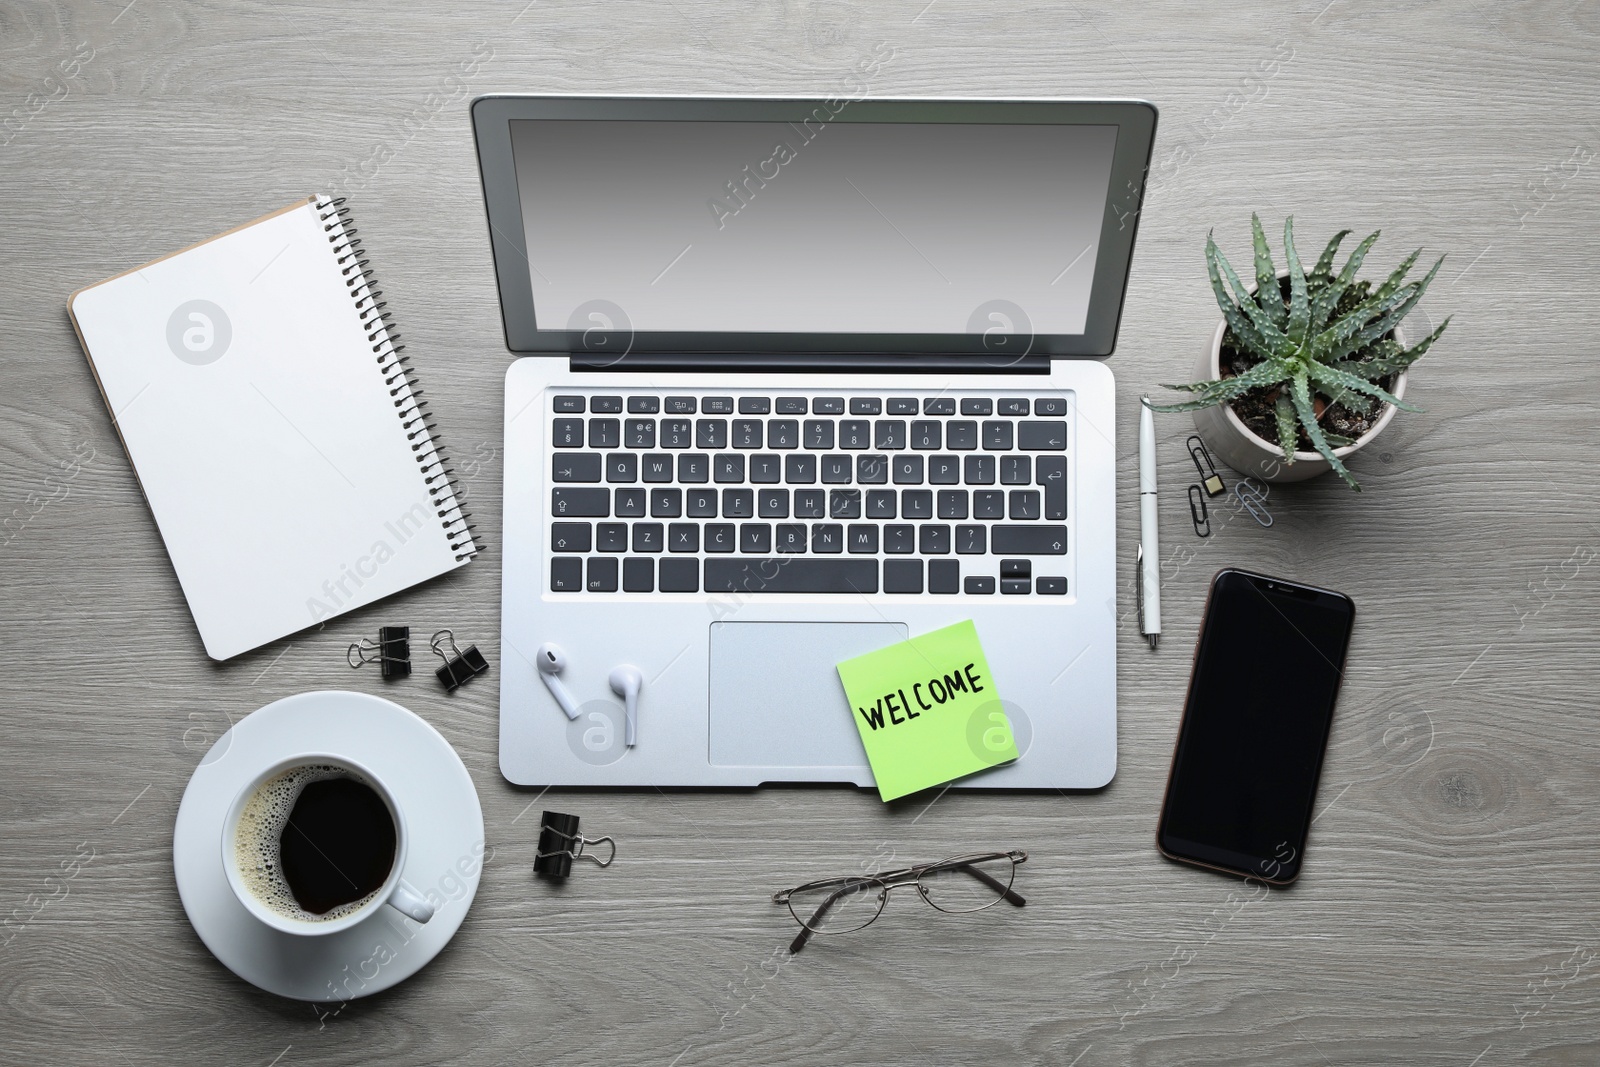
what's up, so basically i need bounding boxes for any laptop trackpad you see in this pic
[708,622,907,768]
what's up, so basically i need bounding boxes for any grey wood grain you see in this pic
[3,0,1599,1063]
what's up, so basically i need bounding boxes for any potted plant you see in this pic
[1154,215,1449,490]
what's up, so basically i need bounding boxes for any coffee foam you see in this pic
[233,764,388,923]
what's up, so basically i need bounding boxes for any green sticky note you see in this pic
[835,620,1018,801]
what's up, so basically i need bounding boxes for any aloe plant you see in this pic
[1154,215,1449,490]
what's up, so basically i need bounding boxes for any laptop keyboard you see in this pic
[544,391,1071,596]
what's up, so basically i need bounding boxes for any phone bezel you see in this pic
[1155,567,1356,885]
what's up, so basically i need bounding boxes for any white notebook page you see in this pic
[70,200,469,659]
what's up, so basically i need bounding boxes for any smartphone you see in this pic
[1156,568,1356,884]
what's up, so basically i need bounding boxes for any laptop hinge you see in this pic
[567,352,1055,374]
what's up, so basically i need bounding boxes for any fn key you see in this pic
[550,557,582,591]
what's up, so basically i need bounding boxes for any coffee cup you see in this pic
[222,754,434,936]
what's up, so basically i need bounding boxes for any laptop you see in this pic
[472,97,1157,790]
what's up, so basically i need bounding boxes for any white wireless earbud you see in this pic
[536,643,580,720]
[608,665,644,747]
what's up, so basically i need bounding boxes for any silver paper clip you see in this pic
[1233,477,1274,528]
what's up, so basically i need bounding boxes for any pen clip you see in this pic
[1134,544,1146,628]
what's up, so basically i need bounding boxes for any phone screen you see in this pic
[1158,569,1355,882]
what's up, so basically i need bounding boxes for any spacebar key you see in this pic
[991,525,1068,554]
[704,558,878,594]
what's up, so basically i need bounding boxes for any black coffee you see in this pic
[278,777,397,915]
[235,765,401,923]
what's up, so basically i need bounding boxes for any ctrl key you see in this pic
[550,557,583,591]
[586,556,619,592]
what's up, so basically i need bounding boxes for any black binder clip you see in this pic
[1187,484,1212,538]
[347,626,411,679]
[1187,436,1226,497]
[430,629,489,692]
[534,811,616,879]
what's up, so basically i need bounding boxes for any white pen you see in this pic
[1138,397,1161,649]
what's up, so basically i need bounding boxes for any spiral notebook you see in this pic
[68,196,477,660]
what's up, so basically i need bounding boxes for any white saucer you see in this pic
[174,691,485,1002]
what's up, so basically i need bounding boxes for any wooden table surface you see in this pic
[3,2,1597,1064]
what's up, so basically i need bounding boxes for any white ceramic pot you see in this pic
[1190,318,1407,483]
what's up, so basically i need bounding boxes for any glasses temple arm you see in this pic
[788,883,864,954]
[958,863,1026,906]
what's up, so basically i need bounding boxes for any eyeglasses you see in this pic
[772,850,1027,954]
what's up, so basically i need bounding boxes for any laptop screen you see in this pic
[509,119,1118,337]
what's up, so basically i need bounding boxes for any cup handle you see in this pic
[387,878,435,924]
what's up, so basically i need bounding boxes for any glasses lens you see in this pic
[916,855,1016,914]
[786,878,887,934]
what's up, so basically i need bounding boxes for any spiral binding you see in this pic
[314,196,479,562]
